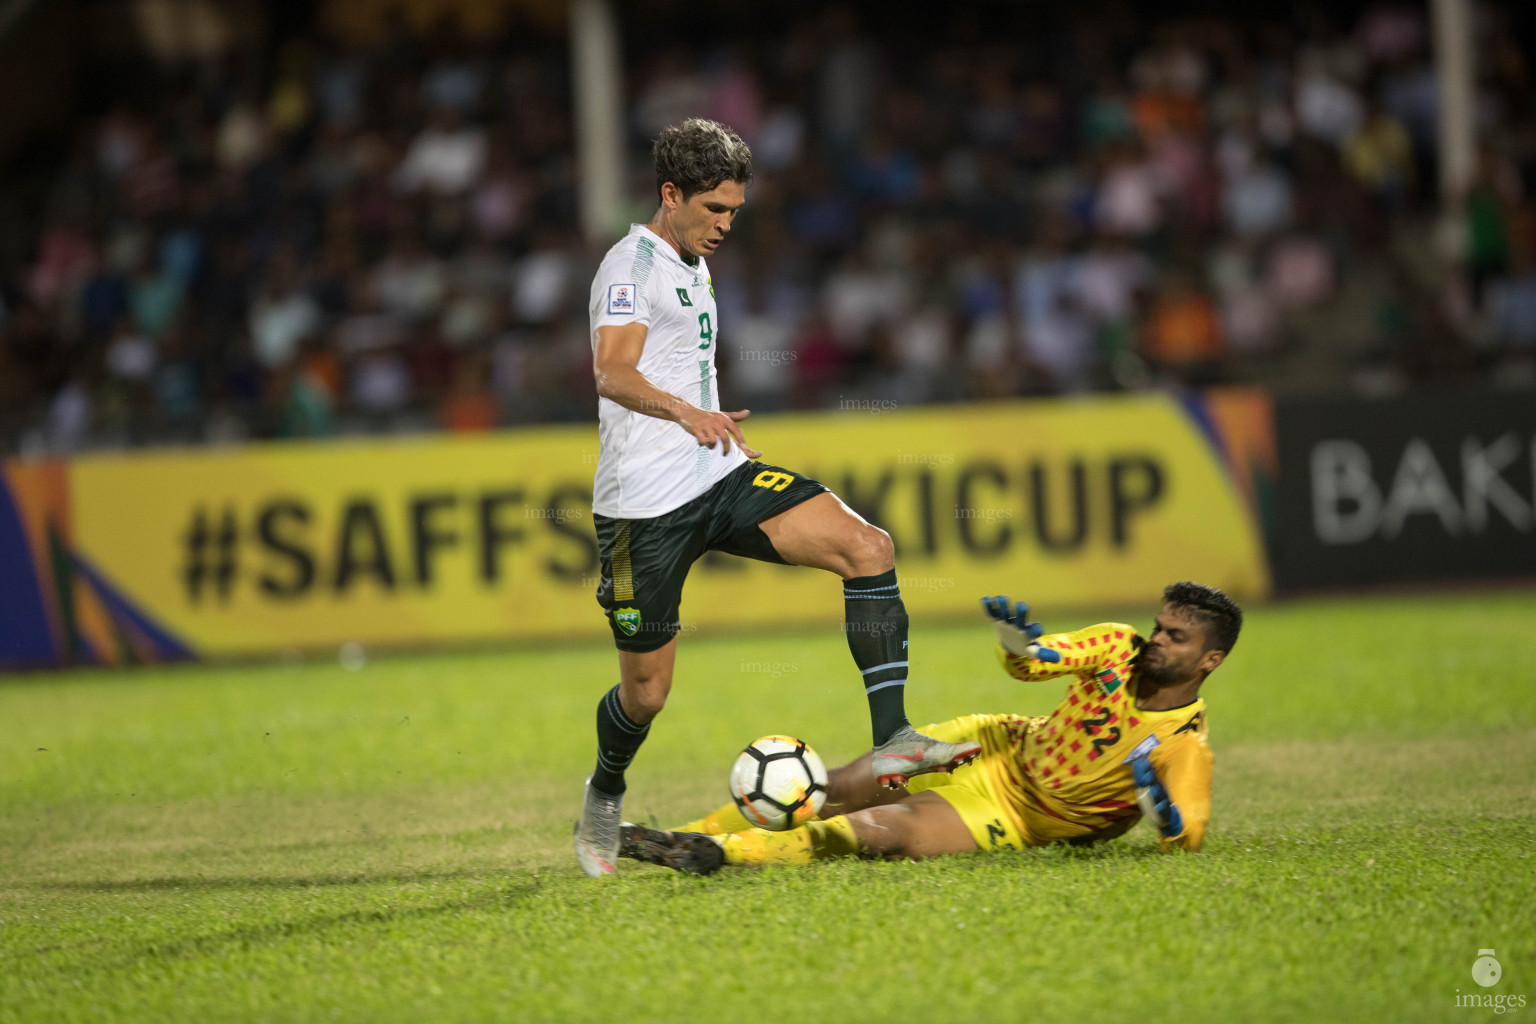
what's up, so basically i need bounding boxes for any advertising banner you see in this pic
[1,391,1272,666]
[1273,391,1536,590]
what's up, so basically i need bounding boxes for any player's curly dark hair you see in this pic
[1163,581,1243,653]
[653,118,753,201]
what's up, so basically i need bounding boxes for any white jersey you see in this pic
[588,224,745,518]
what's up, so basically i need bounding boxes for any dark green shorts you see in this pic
[594,461,828,652]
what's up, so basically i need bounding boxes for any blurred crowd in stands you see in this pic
[2,1,1535,452]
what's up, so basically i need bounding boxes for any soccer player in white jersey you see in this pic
[574,119,980,877]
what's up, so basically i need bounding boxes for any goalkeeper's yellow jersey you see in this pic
[993,622,1213,852]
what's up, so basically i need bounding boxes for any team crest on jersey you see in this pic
[608,283,636,315]
[613,607,641,636]
[1122,734,1161,762]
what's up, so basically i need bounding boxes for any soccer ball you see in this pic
[729,735,829,831]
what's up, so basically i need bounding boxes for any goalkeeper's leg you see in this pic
[706,793,977,867]
[673,752,905,834]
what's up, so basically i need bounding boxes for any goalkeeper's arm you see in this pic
[982,596,1061,662]
[1130,739,1212,852]
[983,596,1140,683]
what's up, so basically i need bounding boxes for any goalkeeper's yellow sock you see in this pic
[720,816,863,866]
[673,801,754,836]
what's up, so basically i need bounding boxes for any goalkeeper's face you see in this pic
[1141,603,1227,685]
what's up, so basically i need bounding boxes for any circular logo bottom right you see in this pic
[1472,949,1502,989]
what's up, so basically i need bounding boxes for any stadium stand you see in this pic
[0,0,1533,453]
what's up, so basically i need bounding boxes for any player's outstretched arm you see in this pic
[982,595,1079,683]
[982,596,1059,660]
[983,597,1143,683]
[593,323,761,457]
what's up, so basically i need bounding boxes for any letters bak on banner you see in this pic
[4,393,1270,662]
[1274,392,1536,590]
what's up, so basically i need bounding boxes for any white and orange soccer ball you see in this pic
[729,735,829,831]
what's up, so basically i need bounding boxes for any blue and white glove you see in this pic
[981,596,1060,662]
[1131,755,1183,838]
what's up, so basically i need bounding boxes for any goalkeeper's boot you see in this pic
[618,824,725,876]
[870,723,982,790]
[574,778,623,877]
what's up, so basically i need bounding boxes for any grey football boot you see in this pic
[869,723,982,790]
[574,778,623,877]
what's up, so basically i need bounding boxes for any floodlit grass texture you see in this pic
[2,591,1534,1022]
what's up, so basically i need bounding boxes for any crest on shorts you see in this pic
[608,283,636,315]
[613,607,641,636]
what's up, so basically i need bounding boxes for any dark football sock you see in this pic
[843,568,910,746]
[590,684,649,796]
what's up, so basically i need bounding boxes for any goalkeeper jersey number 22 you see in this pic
[996,622,1214,852]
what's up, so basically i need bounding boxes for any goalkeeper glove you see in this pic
[1130,755,1184,838]
[980,595,1060,662]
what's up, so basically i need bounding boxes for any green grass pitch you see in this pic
[3,590,1534,1022]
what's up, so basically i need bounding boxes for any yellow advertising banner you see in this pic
[64,393,1271,657]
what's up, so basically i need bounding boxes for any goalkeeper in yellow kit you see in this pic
[618,581,1241,874]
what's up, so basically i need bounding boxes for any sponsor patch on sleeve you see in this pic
[608,283,637,315]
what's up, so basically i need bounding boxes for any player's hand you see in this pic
[680,408,762,459]
[980,596,1060,662]
[1130,756,1184,838]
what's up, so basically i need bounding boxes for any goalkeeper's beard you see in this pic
[1137,651,1184,687]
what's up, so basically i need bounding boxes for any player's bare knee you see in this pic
[643,676,675,716]
[618,676,671,723]
[845,524,895,579]
[848,805,913,858]
[630,691,668,722]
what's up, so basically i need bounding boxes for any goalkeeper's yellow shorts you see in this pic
[906,713,1034,852]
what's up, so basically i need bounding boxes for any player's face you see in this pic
[1141,604,1225,685]
[665,180,745,259]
